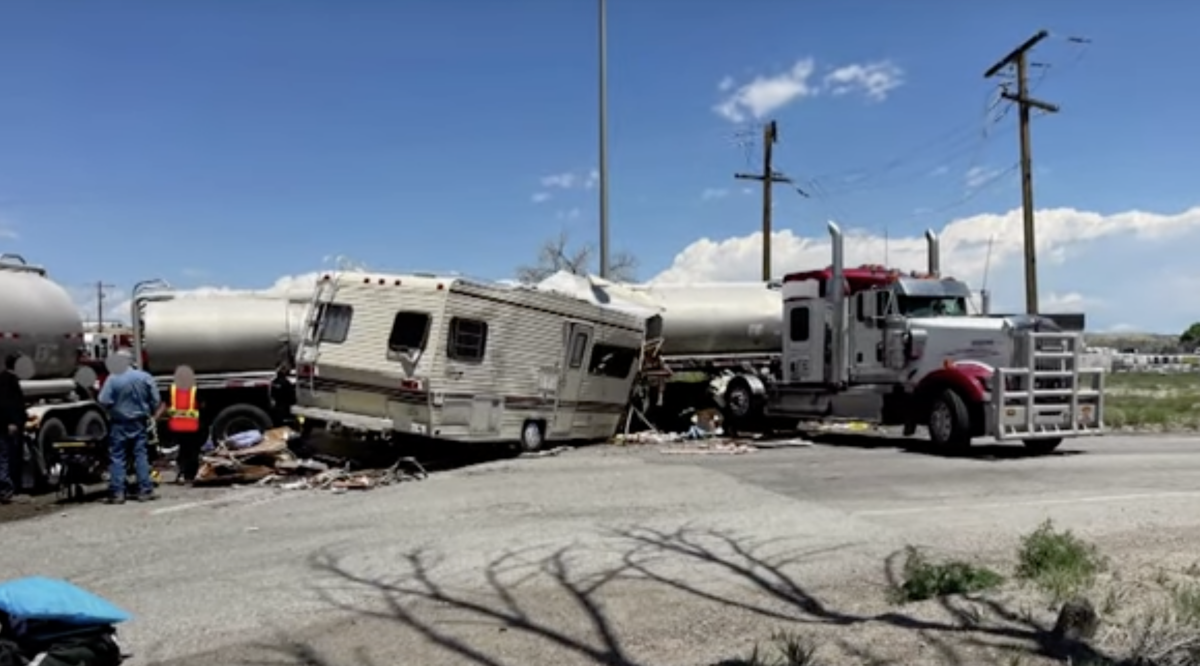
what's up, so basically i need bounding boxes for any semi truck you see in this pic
[704,222,1104,451]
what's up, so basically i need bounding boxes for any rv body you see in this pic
[293,272,651,450]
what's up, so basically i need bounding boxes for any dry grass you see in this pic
[1104,372,1200,431]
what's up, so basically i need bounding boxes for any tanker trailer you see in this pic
[0,254,105,488]
[601,281,784,363]
[129,280,309,441]
[593,280,784,431]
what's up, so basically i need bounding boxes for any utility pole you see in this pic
[984,30,1059,315]
[597,0,611,278]
[735,120,793,281]
[93,280,116,332]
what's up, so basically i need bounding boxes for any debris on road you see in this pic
[193,427,428,491]
[659,441,758,455]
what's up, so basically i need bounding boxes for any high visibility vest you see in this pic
[168,385,201,433]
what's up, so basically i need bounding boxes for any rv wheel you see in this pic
[518,420,545,453]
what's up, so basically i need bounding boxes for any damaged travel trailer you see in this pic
[291,271,655,451]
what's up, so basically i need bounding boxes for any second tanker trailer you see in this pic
[127,280,310,441]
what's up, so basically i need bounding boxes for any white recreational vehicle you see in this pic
[291,271,654,451]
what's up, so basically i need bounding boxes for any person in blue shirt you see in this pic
[97,352,161,504]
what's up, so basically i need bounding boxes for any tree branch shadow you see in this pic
[241,525,1121,666]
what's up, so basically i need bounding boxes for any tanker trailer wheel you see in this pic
[723,377,763,430]
[1022,437,1063,455]
[74,410,108,440]
[211,404,273,443]
[33,417,69,491]
[927,389,972,453]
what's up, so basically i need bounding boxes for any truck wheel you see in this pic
[210,404,273,442]
[518,419,545,453]
[1022,437,1063,454]
[74,410,108,440]
[927,389,972,451]
[724,377,761,420]
[34,417,69,490]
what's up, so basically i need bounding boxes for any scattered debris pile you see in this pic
[613,407,759,455]
[193,427,428,491]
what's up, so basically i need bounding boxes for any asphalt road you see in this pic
[2,434,1200,665]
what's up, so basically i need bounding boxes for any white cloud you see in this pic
[651,206,1200,331]
[0,215,18,239]
[741,187,754,196]
[822,60,904,102]
[714,57,905,122]
[540,172,577,189]
[701,187,729,201]
[714,59,818,123]
[556,207,583,221]
[531,192,551,204]
[964,165,1003,190]
[930,165,950,177]
[1040,292,1100,313]
[584,169,599,190]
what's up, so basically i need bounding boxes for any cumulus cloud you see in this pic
[822,60,905,102]
[531,192,551,204]
[651,206,1200,331]
[714,57,905,122]
[714,59,818,123]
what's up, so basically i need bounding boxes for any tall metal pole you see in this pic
[597,0,611,279]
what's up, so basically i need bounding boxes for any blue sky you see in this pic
[1,2,1197,332]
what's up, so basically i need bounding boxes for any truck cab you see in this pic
[723,222,1104,453]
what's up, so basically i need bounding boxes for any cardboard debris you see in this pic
[193,426,428,491]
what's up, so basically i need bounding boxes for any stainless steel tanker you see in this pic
[0,254,106,491]
[599,281,784,359]
[138,294,309,375]
[0,254,88,387]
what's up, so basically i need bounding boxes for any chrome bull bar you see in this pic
[991,331,1105,440]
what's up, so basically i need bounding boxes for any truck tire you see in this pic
[724,377,761,421]
[34,416,69,490]
[74,410,108,440]
[1022,437,1063,454]
[927,389,972,452]
[210,404,273,442]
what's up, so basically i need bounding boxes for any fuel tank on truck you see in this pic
[605,282,784,357]
[140,296,310,375]
[0,255,86,380]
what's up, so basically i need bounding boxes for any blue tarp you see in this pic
[0,577,131,626]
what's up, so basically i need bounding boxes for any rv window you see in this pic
[447,317,488,363]
[568,331,589,369]
[317,304,354,344]
[587,343,638,379]
[388,311,431,353]
[789,306,810,342]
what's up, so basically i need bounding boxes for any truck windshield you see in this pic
[897,296,967,317]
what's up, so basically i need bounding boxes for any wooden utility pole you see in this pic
[93,280,116,332]
[984,30,1059,315]
[735,120,793,281]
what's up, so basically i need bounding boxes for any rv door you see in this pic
[551,321,593,436]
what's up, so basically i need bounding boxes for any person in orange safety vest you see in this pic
[164,383,202,484]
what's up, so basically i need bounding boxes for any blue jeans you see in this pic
[0,433,15,499]
[109,420,153,498]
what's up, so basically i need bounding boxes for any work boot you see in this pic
[104,495,126,505]
[136,491,158,502]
